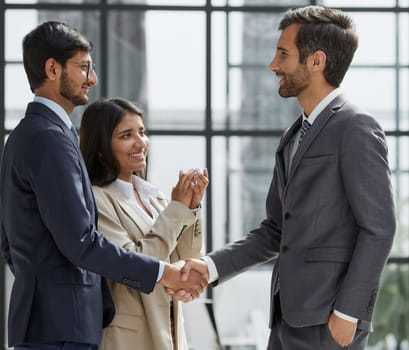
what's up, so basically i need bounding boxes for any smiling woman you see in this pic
[79,97,208,350]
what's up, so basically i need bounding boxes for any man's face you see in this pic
[60,51,97,107]
[269,24,311,98]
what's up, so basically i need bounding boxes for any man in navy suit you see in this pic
[0,21,206,350]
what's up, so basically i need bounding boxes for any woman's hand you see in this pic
[171,170,195,207]
[171,168,209,209]
[189,168,208,209]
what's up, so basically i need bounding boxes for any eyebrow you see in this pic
[277,46,289,53]
[116,126,145,135]
[116,128,133,135]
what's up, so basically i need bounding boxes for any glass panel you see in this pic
[212,135,277,348]
[108,0,204,4]
[5,64,33,130]
[322,0,395,6]
[400,14,409,65]
[214,12,300,130]
[387,136,397,172]
[148,136,206,198]
[400,137,409,171]
[212,12,227,129]
[369,263,409,348]
[4,10,101,128]
[225,0,308,6]
[400,69,409,130]
[400,0,409,5]
[390,171,409,258]
[221,67,300,130]
[213,269,270,348]
[342,67,395,131]
[107,11,205,130]
[228,12,280,66]
[6,0,99,3]
[5,10,38,61]
[212,136,278,247]
[350,12,395,65]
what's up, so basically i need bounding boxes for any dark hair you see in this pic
[279,6,358,87]
[23,21,93,92]
[80,97,146,186]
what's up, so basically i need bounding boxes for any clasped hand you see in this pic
[171,168,209,209]
[160,259,209,302]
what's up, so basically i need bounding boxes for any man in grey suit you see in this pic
[178,6,396,350]
[0,21,206,350]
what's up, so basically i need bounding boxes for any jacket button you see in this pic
[281,245,289,253]
[284,212,291,220]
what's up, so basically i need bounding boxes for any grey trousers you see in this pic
[267,295,369,350]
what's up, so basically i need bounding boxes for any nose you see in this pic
[134,134,147,148]
[269,55,279,73]
[88,69,98,86]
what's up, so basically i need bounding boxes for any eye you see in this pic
[120,132,132,139]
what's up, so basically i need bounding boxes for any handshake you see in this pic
[159,259,209,302]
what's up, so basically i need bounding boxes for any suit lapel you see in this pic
[276,116,302,188]
[287,95,347,182]
[104,183,153,236]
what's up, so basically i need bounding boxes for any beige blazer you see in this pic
[93,183,203,350]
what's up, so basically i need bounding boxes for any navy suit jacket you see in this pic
[0,102,159,346]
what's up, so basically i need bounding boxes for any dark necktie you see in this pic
[299,119,311,144]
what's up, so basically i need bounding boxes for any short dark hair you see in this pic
[23,21,93,92]
[80,97,145,187]
[279,6,358,87]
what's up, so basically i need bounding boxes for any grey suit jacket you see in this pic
[0,102,159,346]
[209,94,396,331]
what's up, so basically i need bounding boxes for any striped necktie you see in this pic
[299,119,311,144]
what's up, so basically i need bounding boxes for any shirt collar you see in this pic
[33,96,73,129]
[303,88,342,125]
[113,175,160,201]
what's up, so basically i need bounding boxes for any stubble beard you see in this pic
[278,65,310,98]
[60,70,88,106]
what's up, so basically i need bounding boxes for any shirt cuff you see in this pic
[202,256,219,283]
[190,203,201,213]
[334,309,358,323]
[156,261,165,282]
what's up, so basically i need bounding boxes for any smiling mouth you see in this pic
[129,152,145,159]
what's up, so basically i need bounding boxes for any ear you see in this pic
[311,50,327,72]
[44,58,59,81]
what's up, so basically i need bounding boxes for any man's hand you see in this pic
[328,311,357,348]
[180,258,210,282]
[159,261,208,302]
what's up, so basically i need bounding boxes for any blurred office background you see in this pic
[0,0,408,349]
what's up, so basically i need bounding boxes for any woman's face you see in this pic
[111,112,148,182]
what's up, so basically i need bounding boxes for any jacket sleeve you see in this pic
[209,167,282,284]
[171,208,203,262]
[94,189,198,261]
[334,112,396,321]
[25,129,159,294]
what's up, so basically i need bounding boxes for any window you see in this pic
[1,1,408,348]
